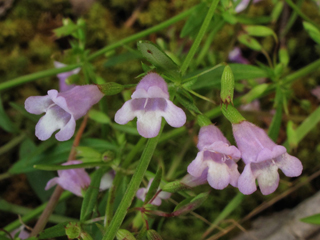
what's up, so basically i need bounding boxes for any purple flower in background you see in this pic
[311,86,320,100]
[45,160,91,197]
[187,125,241,190]
[240,99,260,111]
[54,61,81,92]
[11,226,29,240]
[25,85,104,141]
[115,72,186,138]
[233,121,303,195]
[99,170,115,191]
[228,47,250,64]
[234,0,262,13]
[136,179,171,206]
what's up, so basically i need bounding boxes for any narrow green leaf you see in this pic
[104,51,142,67]
[137,41,180,79]
[116,229,137,240]
[286,121,298,150]
[244,25,278,43]
[238,34,262,51]
[241,84,269,104]
[76,146,102,162]
[53,24,80,37]
[34,162,110,171]
[38,222,68,239]
[271,2,284,23]
[81,168,106,220]
[303,21,320,45]
[268,87,283,141]
[172,192,208,216]
[144,168,163,205]
[301,213,320,225]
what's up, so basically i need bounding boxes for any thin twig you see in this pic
[30,115,88,236]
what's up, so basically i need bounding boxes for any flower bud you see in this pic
[116,229,136,240]
[220,65,234,106]
[65,222,81,240]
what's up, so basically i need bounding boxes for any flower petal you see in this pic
[115,100,136,125]
[187,151,208,178]
[55,116,76,141]
[25,95,53,114]
[136,72,169,96]
[255,163,279,195]
[207,161,230,190]
[136,188,147,201]
[136,111,162,138]
[276,153,303,177]
[151,197,162,206]
[205,141,241,161]
[158,191,171,199]
[55,177,83,196]
[100,172,114,191]
[35,105,71,141]
[162,100,186,128]
[45,177,59,190]
[238,164,257,195]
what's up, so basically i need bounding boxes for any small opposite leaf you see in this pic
[172,192,209,216]
[176,89,202,114]
[88,109,111,124]
[137,41,180,80]
[38,222,69,239]
[238,34,262,51]
[301,213,320,225]
[144,168,163,205]
[76,146,102,162]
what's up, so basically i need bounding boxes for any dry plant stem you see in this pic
[30,115,88,237]
[205,169,320,240]
[124,0,148,28]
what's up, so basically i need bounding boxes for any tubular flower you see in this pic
[187,125,241,190]
[45,160,91,197]
[114,72,186,138]
[25,85,104,141]
[54,61,81,92]
[136,179,171,206]
[233,121,303,195]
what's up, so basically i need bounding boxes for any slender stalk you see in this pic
[0,64,81,92]
[0,133,25,156]
[180,0,220,76]
[102,127,164,240]
[88,6,197,61]
[285,0,320,31]
[30,115,88,236]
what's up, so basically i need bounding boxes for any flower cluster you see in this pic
[187,122,303,195]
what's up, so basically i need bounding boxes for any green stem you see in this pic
[0,199,77,224]
[0,64,82,92]
[102,130,163,240]
[180,0,220,76]
[0,134,25,156]
[0,191,72,234]
[285,0,320,31]
[88,6,197,61]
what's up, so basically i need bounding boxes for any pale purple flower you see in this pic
[136,179,171,206]
[234,0,262,13]
[311,86,320,100]
[99,170,115,191]
[233,121,303,195]
[54,61,80,92]
[114,72,186,138]
[45,160,91,197]
[228,47,250,64]
[240,99,260,111]
[25,85,104,141]
[181,170,208,188]
[187,125,241,190]
[11,226,29,240]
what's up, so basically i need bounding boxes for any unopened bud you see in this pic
[220,65,234,106]
[116,229,136,240]
[147,230,163,240]
[65,222,81,239]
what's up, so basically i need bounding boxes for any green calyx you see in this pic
[220,65,234,106]
[221,104,245,124]
[97,82,124,96]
